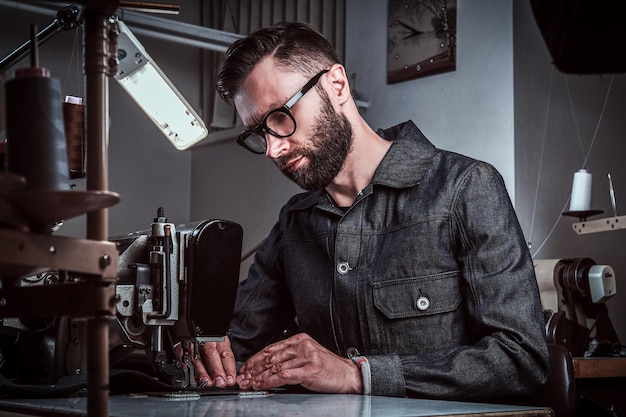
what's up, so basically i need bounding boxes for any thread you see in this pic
[5,68,70,192]
[62,96,86,179]
[569,169,592,211]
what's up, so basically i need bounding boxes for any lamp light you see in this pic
[114,20,207,150]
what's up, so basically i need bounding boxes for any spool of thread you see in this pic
[569,169,592,212]
[62,95,86,179]
[5,68,70,192]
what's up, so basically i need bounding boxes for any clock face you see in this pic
[387,0,456,84]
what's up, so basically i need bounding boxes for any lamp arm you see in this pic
[0,5,80,74]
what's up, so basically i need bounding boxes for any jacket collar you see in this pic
[289,120,437,211]
[372,120,436,189]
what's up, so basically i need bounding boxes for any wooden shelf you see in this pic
[573,357,626,379]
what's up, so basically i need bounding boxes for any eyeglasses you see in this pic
[237,69,329,154]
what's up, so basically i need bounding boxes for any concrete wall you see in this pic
[514,0,626,344]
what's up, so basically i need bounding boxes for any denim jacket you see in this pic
[229,121,549,401]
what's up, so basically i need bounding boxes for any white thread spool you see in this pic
[569,169,592,211]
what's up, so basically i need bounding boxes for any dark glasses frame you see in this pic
[237,69,329,154]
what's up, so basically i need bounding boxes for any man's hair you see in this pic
[216,22,341,102]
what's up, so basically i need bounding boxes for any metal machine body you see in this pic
[535,258,622,357]
[0,208,243,391]
[110,208,243,387]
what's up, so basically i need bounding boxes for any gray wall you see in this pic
[190,141,301,277]
[345,0,515,197]
[514,1,626,343]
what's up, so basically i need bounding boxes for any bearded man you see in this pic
[187,22,549,402]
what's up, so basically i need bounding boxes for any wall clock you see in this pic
[387,0,456,84]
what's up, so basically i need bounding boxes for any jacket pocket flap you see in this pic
[372,272,462,319]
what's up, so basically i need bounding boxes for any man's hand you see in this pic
[174,336,238,388]
[236,333,363,393]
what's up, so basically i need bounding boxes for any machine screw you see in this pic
[99,254,111,269]
[44,274,57,285]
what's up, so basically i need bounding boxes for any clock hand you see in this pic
[402,32,422,40]
[396,20,424,39]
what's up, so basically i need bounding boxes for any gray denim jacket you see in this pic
[229,120,549,402]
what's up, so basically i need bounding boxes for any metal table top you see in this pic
[0,392,553,417]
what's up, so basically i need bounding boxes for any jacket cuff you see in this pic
[365,354,405,397]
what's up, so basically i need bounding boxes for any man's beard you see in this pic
[275,90,353,191]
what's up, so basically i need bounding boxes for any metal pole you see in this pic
[84,1,118,416]
[0,5,80,74]
[84,8,111,241]
[0,21,60,73]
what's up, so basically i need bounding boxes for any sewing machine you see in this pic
[0,208,243,391]
[110,208,243,388]
[535,258,623,357]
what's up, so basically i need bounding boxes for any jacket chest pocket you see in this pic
[371,271,466,354]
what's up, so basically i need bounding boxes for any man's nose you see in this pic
[265,134,289,159]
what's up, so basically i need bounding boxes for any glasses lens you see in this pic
[239,131,267,154]
[265,109,296,137]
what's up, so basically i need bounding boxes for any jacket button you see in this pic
[416,295,430,311]
[346,347,360,358]
[337,261,351,275]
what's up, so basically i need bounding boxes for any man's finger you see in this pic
[199,342,227,387]
[216,338,238,384]
[198,337,237,388]
[189,343,214,387]
[244,343,299,378]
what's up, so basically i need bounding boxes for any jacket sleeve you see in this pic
[367,162,549,402]
[227,220,296,363]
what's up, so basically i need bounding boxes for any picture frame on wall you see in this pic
[387,0,457,84]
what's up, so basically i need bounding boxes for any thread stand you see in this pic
[4,190,119,231]
[0,2,121,417]
[0,172,26,194]
[572,215,626,235]
[562,209,604,222]
[0,2,182,416]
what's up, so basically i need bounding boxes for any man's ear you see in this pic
[326,63,351,105]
